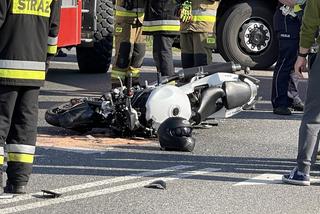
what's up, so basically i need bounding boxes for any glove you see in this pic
[180,0,192,23]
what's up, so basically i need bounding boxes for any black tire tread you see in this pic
[217,1,277,69]
[76,0,114,73]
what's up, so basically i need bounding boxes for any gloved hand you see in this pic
[180,0,192,23]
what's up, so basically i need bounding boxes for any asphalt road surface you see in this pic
[1,49,319,214]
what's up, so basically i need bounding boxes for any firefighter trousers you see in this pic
[0,86,39,186]
[153,34,177,77]
[112,20,146,80]
[180,32,215,68]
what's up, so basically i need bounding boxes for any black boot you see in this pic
[0,167,3,195]
[4,181,26,194]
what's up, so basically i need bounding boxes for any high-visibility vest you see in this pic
[0,0,61,87]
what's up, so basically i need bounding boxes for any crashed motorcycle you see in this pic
[45,62,259,137]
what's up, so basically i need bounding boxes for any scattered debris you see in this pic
[144,180,167,190]
[41,190,62,198]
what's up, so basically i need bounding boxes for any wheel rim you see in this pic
[239,18,271,54]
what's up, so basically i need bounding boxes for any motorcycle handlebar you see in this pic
[177,62,242,81]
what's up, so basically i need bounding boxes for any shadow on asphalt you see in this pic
[33,147,305,183]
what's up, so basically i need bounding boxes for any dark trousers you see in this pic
[153,34,176,77]
[271,9,301,108]
[0,86,39,186]
[297,53,320,174]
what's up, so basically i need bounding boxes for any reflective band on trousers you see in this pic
[0,60,45,70]
[48,36,58,45]
[111,69,140,79]
[48,45,58,55]
[0,69,45,80]
[143,20,180,32]
[0,156,3,165]
[111,70,127,79]
[11,0,53,18]
[115,10,144,17]
[8,153,34,164]
[6,144,36,155]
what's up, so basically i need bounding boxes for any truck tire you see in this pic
[217,2,277,69]
[76,0,114,73]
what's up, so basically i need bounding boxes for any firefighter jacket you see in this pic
[0,0,61,87]
[142,0,180,35]
[179,0,218,33]
[115,0,145,24]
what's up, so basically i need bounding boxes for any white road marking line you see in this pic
[234,173,283,186]
[0,165,192,205]
[1,168,220,214]
[96,158,295,167]
[234,173,320,186]
[33,165,158,172]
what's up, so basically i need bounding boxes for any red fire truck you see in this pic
[58,0,278,73]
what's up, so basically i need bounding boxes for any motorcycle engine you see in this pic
[145,85,192,130]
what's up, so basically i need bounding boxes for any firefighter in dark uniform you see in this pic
[177,0,218,68]
[0,0,61,194]
[111,0,146,87]
[271,0,306,115]
[143,0,180,77]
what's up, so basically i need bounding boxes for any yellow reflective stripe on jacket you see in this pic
[115,11,144,17]
[0,156,3,165]
[0,69,45,80]
[142,25,180,32]
[48,45,58,55]
[8,153,34,164]
[192,15,216,23]
[11,0,53,18]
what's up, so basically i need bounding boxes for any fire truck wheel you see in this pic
[76,0,114,73]
[217,1,277,69]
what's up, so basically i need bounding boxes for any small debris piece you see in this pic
[41,190,62,198]
[144,180,167,190]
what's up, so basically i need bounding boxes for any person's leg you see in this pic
[271,37,298,113]
[5,87,39,193]
[180,32,194,68]
[193,32,215,66]
[152,34,175,77]
[282,53,320,186]
[131,22,146,74]
[296,53,320,175]
[111,21,134,86]
[0,86,18,194]
[288,71,304,111]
